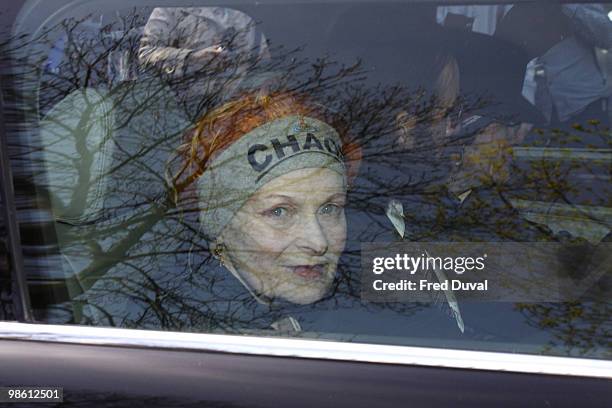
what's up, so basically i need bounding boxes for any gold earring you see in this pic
[213,242,227,266]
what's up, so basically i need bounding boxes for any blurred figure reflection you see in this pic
[139,7,270,118]
[497,3,612,128]
[439,3,612,128]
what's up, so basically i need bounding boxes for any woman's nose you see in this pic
[295,215,329,256]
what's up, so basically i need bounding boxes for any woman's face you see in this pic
[219,167,347,305]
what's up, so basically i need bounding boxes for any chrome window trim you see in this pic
[1,322,610,379]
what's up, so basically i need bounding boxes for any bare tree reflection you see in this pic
[516,300,611,357]
[1,7,610,355]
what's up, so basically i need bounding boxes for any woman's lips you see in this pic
[290,264,325,279]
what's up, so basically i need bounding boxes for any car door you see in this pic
[1,1,611,406]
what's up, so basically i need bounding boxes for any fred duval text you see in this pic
[372,280,488,291]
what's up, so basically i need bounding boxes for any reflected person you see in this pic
[390,41,553,242]
[139,7,271,118]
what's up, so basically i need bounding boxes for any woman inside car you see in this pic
[170,91,360,332]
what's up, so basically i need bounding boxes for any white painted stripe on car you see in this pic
[0,322,610,379]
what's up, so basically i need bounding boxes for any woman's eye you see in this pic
[264,207,289,218]
[320,203,342,215]
[271,207,287,217]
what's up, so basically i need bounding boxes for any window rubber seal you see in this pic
[0,76,33,322]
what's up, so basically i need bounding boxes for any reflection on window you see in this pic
[1,2,610,359]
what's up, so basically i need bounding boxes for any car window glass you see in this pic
[2,0,611,359]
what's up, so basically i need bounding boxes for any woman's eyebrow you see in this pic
[325,192,346,202]
[259,194,295,201]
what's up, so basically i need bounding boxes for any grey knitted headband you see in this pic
[197,115,346,239]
